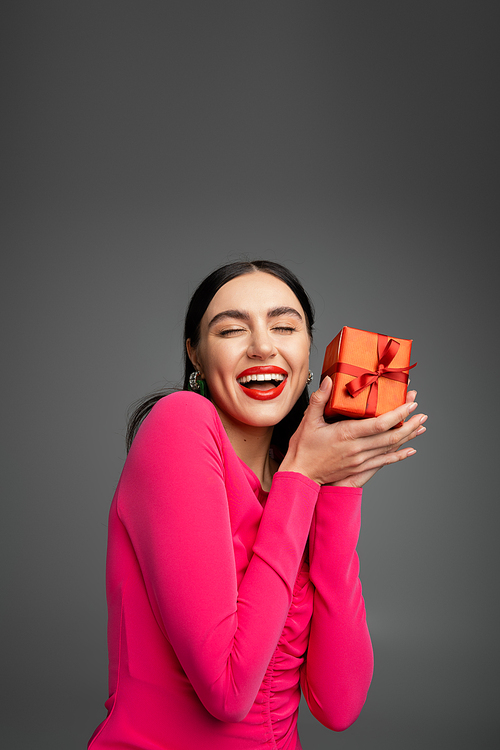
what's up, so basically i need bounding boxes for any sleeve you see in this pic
[118,392,319,723]
[300,485,374,731]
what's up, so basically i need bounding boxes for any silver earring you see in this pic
[189,370,208,397]
[189,371,201,392]
[306,371,313,385]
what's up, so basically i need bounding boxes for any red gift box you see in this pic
[321,326,416,420]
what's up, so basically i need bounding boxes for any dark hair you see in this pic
[126,260,315,454]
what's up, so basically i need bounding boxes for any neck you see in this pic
[214,408,276,491]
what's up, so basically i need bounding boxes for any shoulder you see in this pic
[119,392,228,522]
[131,391,224,457]
[148,391,218,419]
[149,390,220,425]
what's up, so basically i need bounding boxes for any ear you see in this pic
[186,339,202,374]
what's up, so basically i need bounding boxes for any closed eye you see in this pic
[219,328,246,336]
[218,324,297,336]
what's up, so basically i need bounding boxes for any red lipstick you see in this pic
[239,379,287,400]
[236,365,288,401]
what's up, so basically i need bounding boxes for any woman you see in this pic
[88,260,426,750]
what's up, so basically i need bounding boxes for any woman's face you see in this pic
[188,271,311,433]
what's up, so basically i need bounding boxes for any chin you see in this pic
[213,383,301,430]
[239,402,294,428]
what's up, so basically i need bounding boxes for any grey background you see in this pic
[2,2,499,748]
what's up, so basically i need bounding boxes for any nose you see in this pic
[247,327,276,360]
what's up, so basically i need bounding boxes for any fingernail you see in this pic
[408,402,418,413]
[419,414,428,424]
[416,426,426,435]
[320,376,330,391]
[407,449,417,456]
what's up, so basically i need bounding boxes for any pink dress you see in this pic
[88,391,373,749]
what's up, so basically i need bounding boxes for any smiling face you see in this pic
[187,271,311,435]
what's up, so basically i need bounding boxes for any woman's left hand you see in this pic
[330,390,426,488]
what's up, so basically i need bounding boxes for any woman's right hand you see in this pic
[279,377,427,488]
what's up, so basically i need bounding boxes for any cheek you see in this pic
[294,341,311,368]
[200,345,235,383]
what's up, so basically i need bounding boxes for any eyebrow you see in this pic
[208,306,303,329]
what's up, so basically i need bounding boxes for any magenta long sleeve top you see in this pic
[88,391,373,749]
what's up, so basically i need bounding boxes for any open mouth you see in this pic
[236,367,288,401]
[237,372,286,388]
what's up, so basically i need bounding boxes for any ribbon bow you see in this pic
[324,334,417,417]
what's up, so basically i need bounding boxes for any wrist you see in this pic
[277,459,318,485]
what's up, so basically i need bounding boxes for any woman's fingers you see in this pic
[305,376,333,422]
[327,400,427,480]
[373,399,420,433]
[348,419,426,468]
[338,409,426,457]
[340,442,418,480]
[391,415,428,449]
[332,442,418,487]
[342,399,418,441]
[337,401,427,482]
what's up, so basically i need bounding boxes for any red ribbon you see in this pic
[322,334,417,417]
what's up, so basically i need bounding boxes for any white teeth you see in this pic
[237,373,286,384]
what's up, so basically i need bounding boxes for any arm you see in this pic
[300,486,373,731]
[118,392,319,723]
[284,384,424,729]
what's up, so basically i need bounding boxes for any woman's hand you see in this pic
[279,377,427,488]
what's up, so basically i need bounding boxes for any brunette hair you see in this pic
[126,260,315,454]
